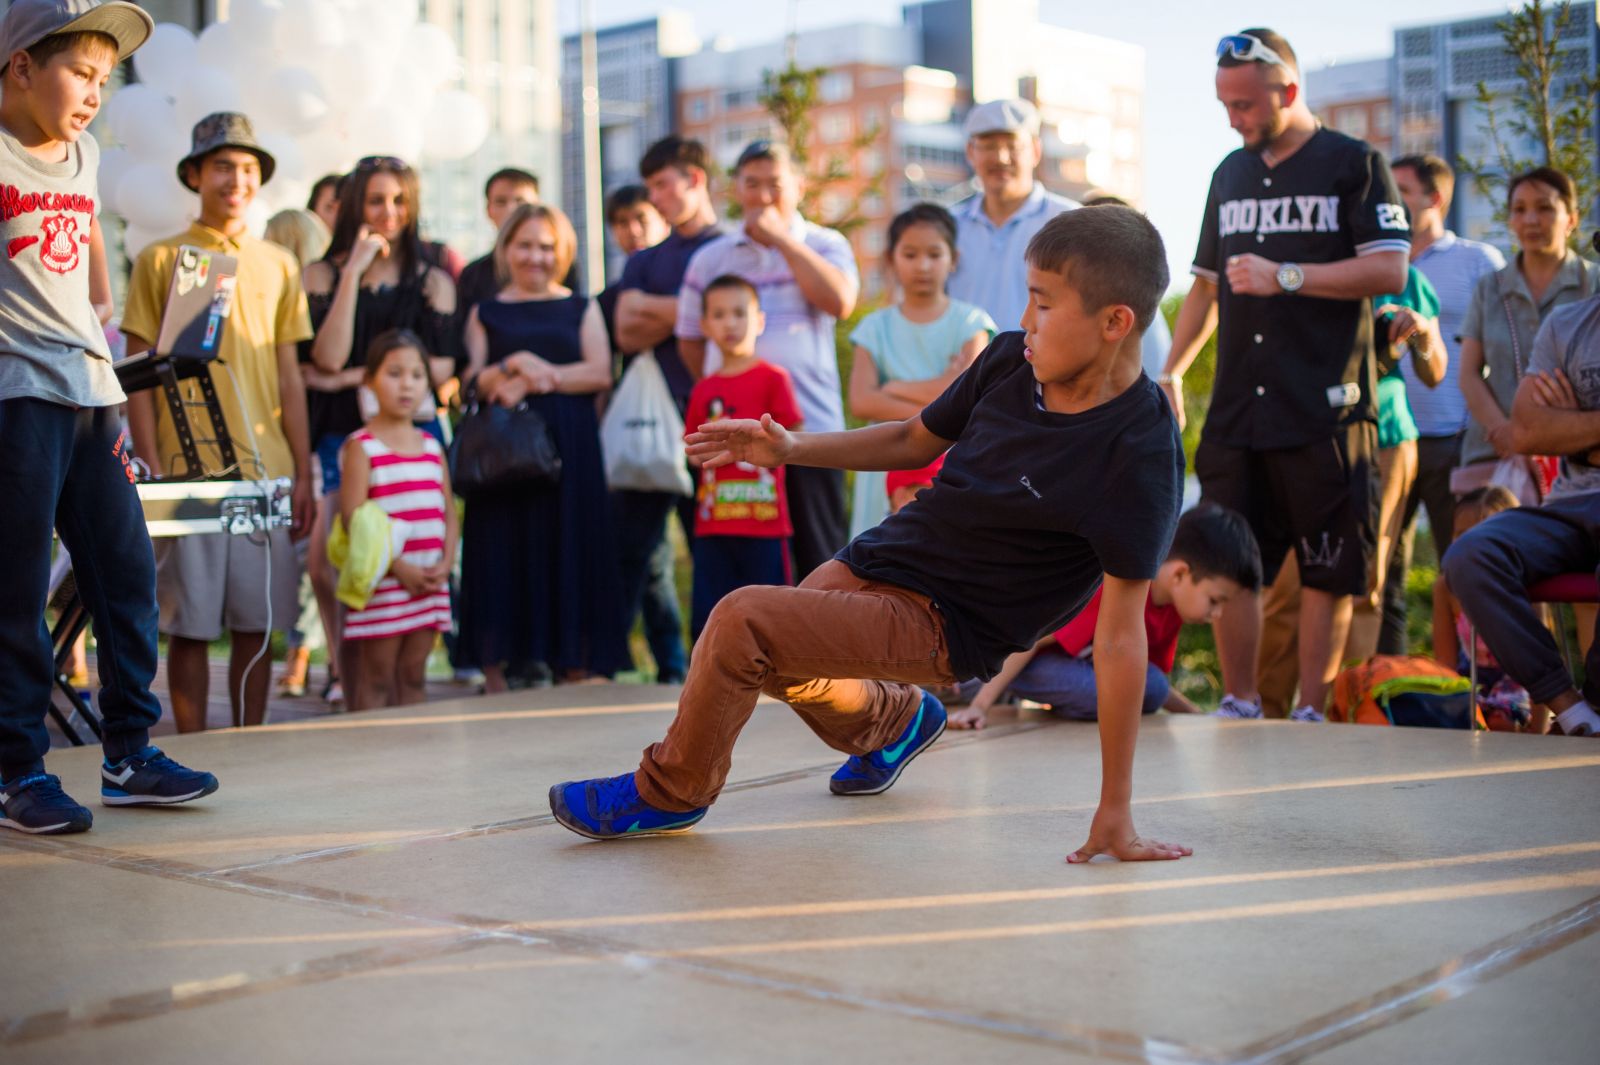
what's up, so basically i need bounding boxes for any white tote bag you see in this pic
[601,351,694,496]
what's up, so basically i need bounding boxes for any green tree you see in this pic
[1458,0,1600,239]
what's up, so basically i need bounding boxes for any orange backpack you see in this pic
[1331,655,1479,729]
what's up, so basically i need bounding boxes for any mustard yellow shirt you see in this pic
[121,221,313,479]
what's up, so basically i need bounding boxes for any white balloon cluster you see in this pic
[100,0,491,256]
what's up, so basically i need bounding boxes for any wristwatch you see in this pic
[1276,261,1304,294]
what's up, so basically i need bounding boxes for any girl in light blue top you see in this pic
[847,203,996,535]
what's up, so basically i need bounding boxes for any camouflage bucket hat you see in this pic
[177,112,276,190]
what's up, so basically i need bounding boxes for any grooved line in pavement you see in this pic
[205,720,1052,876]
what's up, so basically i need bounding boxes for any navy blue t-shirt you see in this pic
[840,331,1185,680]
[616,224,726,407]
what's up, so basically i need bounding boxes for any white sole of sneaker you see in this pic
[0,815,87,834]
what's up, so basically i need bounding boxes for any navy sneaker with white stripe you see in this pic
[829,689,947,796]
[549,772,708,840]
[101,747,219,806]
[1,773,92,834]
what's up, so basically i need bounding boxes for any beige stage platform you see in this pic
[3,686,1599,1064]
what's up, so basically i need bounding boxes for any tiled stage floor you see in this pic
[6,685,1598,1063]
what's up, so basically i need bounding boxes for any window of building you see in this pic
[723,88,760,112]
[688,96,708,123]
[820,72,853,103]
[1373,107,1392,135]
[862,227,886,256]
[819,112,851,143]
[860,148,884,174]
[1335,107,1368,139]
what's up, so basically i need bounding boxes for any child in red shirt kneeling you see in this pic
[950,504,1261,728]
[685,275,804,639]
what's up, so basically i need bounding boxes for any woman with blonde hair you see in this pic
[264,207,330,268]
[458,203,629,690]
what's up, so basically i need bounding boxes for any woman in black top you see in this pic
[301,156,460,705]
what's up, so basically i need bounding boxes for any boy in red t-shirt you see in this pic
[684,275,804,638]
[950,505,1261,728]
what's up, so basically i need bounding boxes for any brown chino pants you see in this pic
[635,561,958,811]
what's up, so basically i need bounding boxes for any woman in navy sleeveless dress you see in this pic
[458,204,629,688]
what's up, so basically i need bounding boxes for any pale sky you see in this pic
[569,0,1518,288]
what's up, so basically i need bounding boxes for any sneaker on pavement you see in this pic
[101,747,219,806]
[1,773,92,834]
[1213,694,1263,719]
[830,689,947,796]
[548,772,708,840]
[1289,705,1327,723]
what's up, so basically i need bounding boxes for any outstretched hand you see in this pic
[1065,804,1192,864]
[685,414,795,470]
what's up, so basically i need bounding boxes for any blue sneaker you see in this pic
[101,747,219,806]
[1,773,92,834]
[548,773,708,840]
[830,689,947,796]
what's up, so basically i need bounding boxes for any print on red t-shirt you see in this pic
[685,361,803,539]
[1051,584,1184,673]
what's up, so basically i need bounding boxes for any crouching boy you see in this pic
[550,206,1190,864]
[950,504,1262,728]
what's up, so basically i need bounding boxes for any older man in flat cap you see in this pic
[948,98,1078,333]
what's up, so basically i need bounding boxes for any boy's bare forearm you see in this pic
[787,417,948,471]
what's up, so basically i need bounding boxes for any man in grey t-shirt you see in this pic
[1441,286,1600,738]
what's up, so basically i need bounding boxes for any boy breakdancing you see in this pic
[551,206,1189,863]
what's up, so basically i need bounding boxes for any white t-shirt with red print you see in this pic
[0,126,121,408]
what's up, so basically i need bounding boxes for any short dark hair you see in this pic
[484,167,540,200]
[640,135,710,180]
[1217,28,1299,75]
[1168,504,1262,592]
[1507,165,1578,217]
[1082,193,1131,209]
[1391,154,1456,213]
[702,273,759,311]
[363,328,427,380]
[604,184,651,225]
[1024,205,1169,331]
[735,139,793,174]
[886,202,958,258]
[13,30,119,75]
[307,174,341,211]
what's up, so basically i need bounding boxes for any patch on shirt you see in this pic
[1326,382,1361,409]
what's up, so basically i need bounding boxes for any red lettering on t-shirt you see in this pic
[0,183,94,222]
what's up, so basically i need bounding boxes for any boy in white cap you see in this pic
[949,97,1078,332]
[0,0,220,835]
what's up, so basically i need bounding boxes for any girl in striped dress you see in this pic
[339,329,457,711]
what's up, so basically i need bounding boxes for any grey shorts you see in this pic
[155,529,301,640]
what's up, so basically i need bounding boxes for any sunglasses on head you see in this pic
[1216,34,1288,69]
[354,156,410,173]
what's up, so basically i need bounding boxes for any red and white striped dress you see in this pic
[342,428,453,641]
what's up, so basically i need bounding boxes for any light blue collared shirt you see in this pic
[1400,230,1505,437]
[676,213,859,433]
[948,183,1079,333]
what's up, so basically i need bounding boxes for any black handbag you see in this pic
[448,396,562,496]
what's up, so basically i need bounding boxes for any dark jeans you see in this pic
[786,465,847,581]
[612,489,689,682]
[0,399,162,780]
[1441,492,1600,705]
[690,535,788,640]
[1379,432,1463,654]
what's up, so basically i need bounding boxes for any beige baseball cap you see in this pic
[0,0,154,68]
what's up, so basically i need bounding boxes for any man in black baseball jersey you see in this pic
[1161,29,1409,720]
